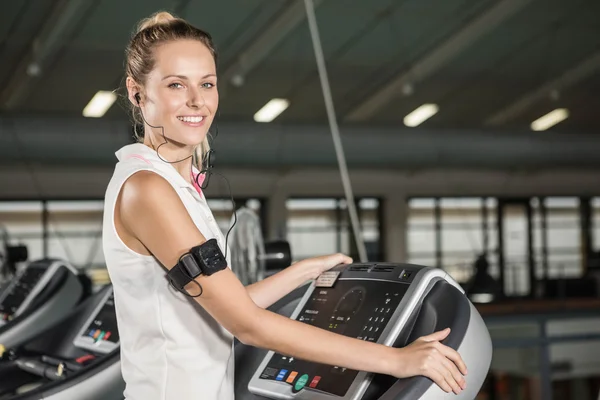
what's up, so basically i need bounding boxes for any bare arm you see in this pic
[119,171,467,394]
[245,252,351,309]
[245,263,315,309]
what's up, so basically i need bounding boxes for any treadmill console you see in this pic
[249,264,426,399]
[0,260,63,325]
[73,287,119,354]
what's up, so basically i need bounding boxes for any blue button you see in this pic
[276,369,288,381]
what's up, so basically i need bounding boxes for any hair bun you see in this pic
[137,11,176,32]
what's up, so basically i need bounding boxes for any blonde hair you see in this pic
[125,11,217,168]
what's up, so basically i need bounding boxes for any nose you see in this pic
[187,87,205,109]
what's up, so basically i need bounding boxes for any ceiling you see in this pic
[1,0,599,133]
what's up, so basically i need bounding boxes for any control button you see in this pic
[368,317,373,322]
[309,376,321,388]
[286,371,298,383]
[380,318,385,324]
[386,308,391,314]
[374,317,379,322]
[374,308,379,312]
[93,330,101,339]
[295,374,309,391]
[96,331,106,342]
[276,369,288,381]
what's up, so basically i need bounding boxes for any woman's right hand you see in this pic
[391,328,468,394]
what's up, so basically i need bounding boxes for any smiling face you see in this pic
[129,39,218,149]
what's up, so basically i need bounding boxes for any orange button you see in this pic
[286,371,298,383]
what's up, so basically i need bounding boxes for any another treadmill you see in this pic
[235,263,493,400]
[0,259,85,349]
[0,285,123,400]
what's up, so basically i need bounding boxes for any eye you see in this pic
[202,82,216,89]
[168,82,184,89]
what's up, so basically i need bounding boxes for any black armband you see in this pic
[167,239,227,293]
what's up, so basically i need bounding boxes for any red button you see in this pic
[103,331,111,341]
[309,376,321,388]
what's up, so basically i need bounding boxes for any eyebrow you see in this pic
[161,74,216,81]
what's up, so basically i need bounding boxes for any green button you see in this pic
[294,374,309,391]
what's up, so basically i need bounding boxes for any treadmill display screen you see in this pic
[259,280,408,397]
[0,266,46,322]
[82,291,119,344]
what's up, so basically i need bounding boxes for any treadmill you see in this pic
[0,259,85,349]
[0,285,123,400]
[235,263,493,400]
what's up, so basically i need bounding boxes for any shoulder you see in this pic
[123,169,173,197]
[119,170,186,225]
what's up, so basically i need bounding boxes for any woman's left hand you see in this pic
[294,253,353,280]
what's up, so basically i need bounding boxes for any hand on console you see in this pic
[390,328,467,395]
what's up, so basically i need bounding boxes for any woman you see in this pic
[102,11,467,400]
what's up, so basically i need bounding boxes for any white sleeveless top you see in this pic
[102,143,235,400]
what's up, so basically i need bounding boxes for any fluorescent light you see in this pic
[530,108,569,131]
[83,91,117,118]
[253,98,289,123]
[403,104,439,127]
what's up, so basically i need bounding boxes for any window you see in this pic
[206,198,263,236]
[407,197,497,283]
[46,201,105,269]
[0,201,44,263]
[286,198,382,262]
[592,198,600,252]
[544,197,582,278]
[407,198,437,267]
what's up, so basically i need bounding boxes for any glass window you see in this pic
[46,201,104,269]
[206,198,263,236]
[544,197,582,278]
[0,201,44,263]
[358,198,382,261]
[407,198,437,267]
[593,198,600,251]
[440,198,483,283]
[286,198,381,262]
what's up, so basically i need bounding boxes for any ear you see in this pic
[126,77,142,107]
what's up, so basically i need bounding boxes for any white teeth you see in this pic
[178,116,204,123]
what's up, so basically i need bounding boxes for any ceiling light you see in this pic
[254,98,289,123]
[83,91,117,118]
[530,108,569,131]
[403,104,439,127]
